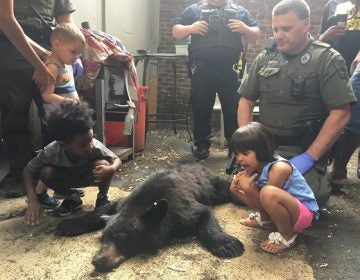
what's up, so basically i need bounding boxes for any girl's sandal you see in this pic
[260,232,297,254]
[240,212,275,229]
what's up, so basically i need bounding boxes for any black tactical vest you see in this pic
[191,0,243,53]
[13,0,57,30]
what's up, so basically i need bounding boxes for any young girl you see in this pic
[230,122,319,254]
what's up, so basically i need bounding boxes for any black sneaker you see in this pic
[95,195,110,209]
[192,145,209,160]
[37,192,60,209]
[53,188,85,199]
[54,199,83,217]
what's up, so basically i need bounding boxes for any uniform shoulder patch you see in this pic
[332,53,349,80]
[312,40,331,49]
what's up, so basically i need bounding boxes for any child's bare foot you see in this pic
[260,232,297,254]
[240,212,275,229]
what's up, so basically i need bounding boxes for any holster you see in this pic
[291,118,325,150]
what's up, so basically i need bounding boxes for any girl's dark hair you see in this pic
[47,100,95,143]
[231,122,276,163]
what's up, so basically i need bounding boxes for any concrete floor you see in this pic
[0,128,359,279]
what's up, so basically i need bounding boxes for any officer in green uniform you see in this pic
[237,0,356,206]
[0,0,75,197]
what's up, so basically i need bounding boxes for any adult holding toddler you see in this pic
[0,0,76,198]
[0,0,54,90]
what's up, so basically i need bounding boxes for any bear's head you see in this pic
[92,198,169,272]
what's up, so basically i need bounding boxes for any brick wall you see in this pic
[156,0,328,122]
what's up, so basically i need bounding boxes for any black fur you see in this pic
[56,163,244,272]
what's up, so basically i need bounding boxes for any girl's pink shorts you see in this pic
[292,199,314,233]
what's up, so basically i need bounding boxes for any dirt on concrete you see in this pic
[0,128,359,280]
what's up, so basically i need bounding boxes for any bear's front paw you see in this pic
[55,219,85,236]
[208,234,244,258]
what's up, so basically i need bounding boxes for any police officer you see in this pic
[237,0,356,206]
[0,0,76,198]
[319,0,360,191]
[172,0,260,159]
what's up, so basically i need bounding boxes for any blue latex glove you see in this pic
[289,151,316,175]
[71,58,84,81]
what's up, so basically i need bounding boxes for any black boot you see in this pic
[0,174,26,198]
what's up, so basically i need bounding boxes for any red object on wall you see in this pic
[104,86,148,152]
[105,111,128,147]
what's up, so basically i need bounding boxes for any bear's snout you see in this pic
[92,243,126,272]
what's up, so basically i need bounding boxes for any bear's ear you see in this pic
[142,199,168,225]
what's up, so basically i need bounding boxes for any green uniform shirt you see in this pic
[0,0,75,71]
[239,40,356,137]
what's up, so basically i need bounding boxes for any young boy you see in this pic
[36,23,86,208]
[43,22,85,103]
[42,23,86,139]
[23,101,122,225]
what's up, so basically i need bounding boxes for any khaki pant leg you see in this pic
[276,145,331,207]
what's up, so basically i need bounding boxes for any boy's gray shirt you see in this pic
[26,139,117,174]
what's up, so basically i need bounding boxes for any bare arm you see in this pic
[23,167,42,225]
[111,158,122,172]
[27,36,51,60]
[237,97,256,126]
[172,21,208,40]
[0,0,53,89]
[267,161,292,188]
[228,20,260,44]
[307,104,351,160]
[93,158,122,182]
[318,25,346,43]
[350,50,360,75]
[173,19,260,44]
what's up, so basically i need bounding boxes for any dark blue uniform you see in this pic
[176,0,257,155]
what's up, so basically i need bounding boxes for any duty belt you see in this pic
[274,136,302,147]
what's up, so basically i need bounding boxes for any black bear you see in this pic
[56,162,244,272]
